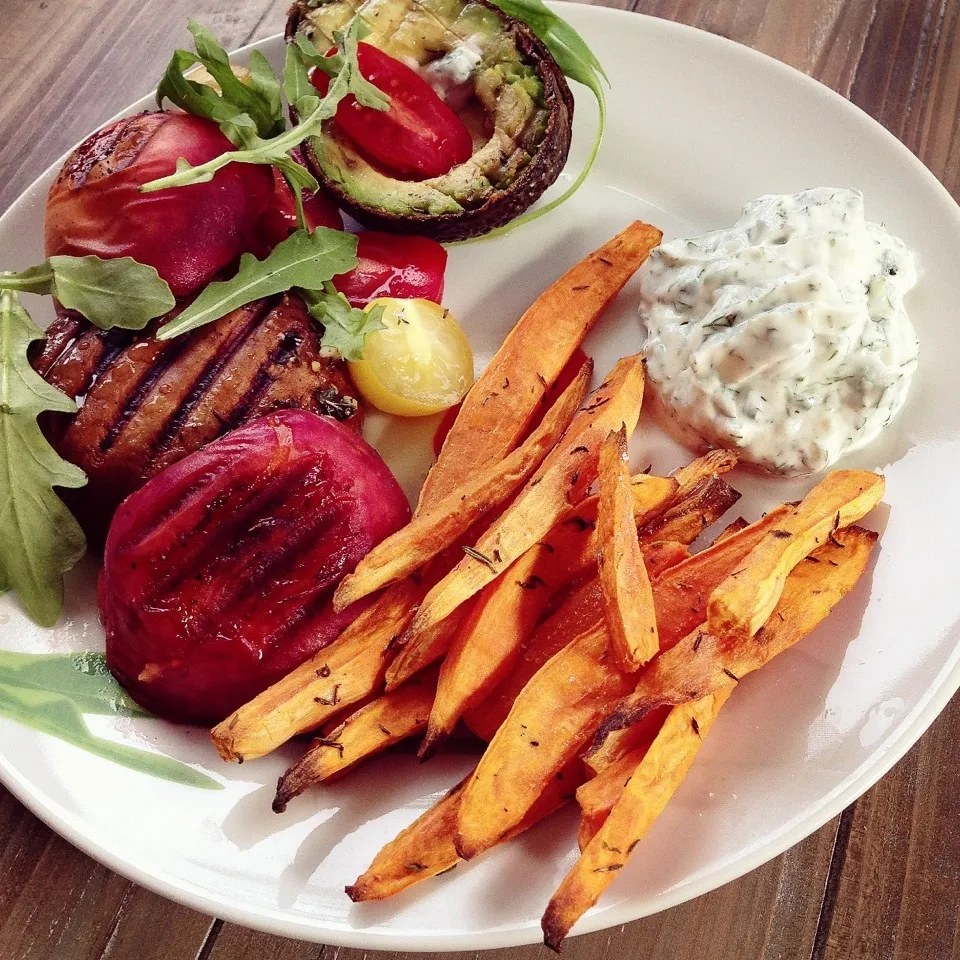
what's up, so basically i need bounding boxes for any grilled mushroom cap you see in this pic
[286,0,575,243]
[32,292,362,544]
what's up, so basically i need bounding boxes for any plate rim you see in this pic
[1,3,959,950]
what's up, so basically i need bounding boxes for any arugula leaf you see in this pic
[0,291,87,626]
[293,31,389,111]
[141,17,389,195]
[0,256,175,331]
[157,21,285,141]
[303,289,385,362]
[283,44,321,118]
[471,0,608,239]
[157,228,358,340]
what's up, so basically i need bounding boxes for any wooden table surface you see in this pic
[2,0,959,958]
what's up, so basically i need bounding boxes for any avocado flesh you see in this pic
[297,0,560,225]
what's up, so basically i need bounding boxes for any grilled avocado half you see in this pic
[286,0,575,242]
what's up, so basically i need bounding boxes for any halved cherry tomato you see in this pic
[349,298,473,417]
[248,148,343,258]
[311,43,473,178]
[334,231,447,307]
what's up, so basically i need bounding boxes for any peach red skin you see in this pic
[100,410,410,725]
[44,112,274,298]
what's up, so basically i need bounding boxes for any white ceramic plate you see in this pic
[1,4,959,951]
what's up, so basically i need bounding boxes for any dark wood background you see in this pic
[2,0,959,957]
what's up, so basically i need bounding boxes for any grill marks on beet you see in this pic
[166,462,354,646]
[100,411,412,724]
[33,293,362,541]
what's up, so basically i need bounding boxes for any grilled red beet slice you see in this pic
[100,410,410,725]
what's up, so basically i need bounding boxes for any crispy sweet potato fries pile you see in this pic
[209,222,884,949]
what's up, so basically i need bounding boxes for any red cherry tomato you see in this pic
[311,43,473,178]
[334,231,447,307]
[248,149,344,258]
[45,112,273,299]
[433,348,592,457]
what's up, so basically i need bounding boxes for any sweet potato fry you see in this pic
[273,668,440,810]
[597,427,659,671]
[637,472,740,544]
[391,355,647,681]
[346,758,585,902]
[707,470,884,642]
[454,508,794,857]
[211,576,421,762]
[421,222,662,509]
[420,475,680,758]
[542,689,733,951]
[458,537,693,746]
[332,362,593,613]
[575,707,669,849]
[589,525,878,755]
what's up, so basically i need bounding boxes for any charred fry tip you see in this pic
[272,780,290,814]
[417,733,443,763]
[541,916,566,953]
[344,883,364,902]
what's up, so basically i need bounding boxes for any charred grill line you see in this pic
[99,335,193,453]
[216,499,350,653]
[90,328,137,387]
[220,328,305,433]
[150,302,272,456]
[137,457,321,604]
[163,469,343,635]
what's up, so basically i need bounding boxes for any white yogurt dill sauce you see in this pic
[639,188,919,474]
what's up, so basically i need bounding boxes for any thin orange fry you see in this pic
[454,508,794,858]
[392,355,646,679]
[707,470,884,641]
[346,758,585,901]
[542,689,733,950]
[597,426,658,671]
[332,361,593,613]
[575,708,669,849]
[273,668,440,810]
[422,221,662,508]
[420,475,679,758]
[589,525,878,754]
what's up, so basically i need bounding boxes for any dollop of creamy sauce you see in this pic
[420,43,483,111]
[639,188,920,474]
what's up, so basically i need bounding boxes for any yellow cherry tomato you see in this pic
[348,298,474,417]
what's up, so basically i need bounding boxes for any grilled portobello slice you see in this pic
[286,0,574,242]
[32,293,362,543]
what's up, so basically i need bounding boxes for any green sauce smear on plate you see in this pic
[0,651,222,790]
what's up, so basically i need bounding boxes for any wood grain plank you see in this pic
[0,790,212,960]
[0,0,290,214]
[817,697,960,960]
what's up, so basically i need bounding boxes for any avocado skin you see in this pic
[285,0,574,242]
